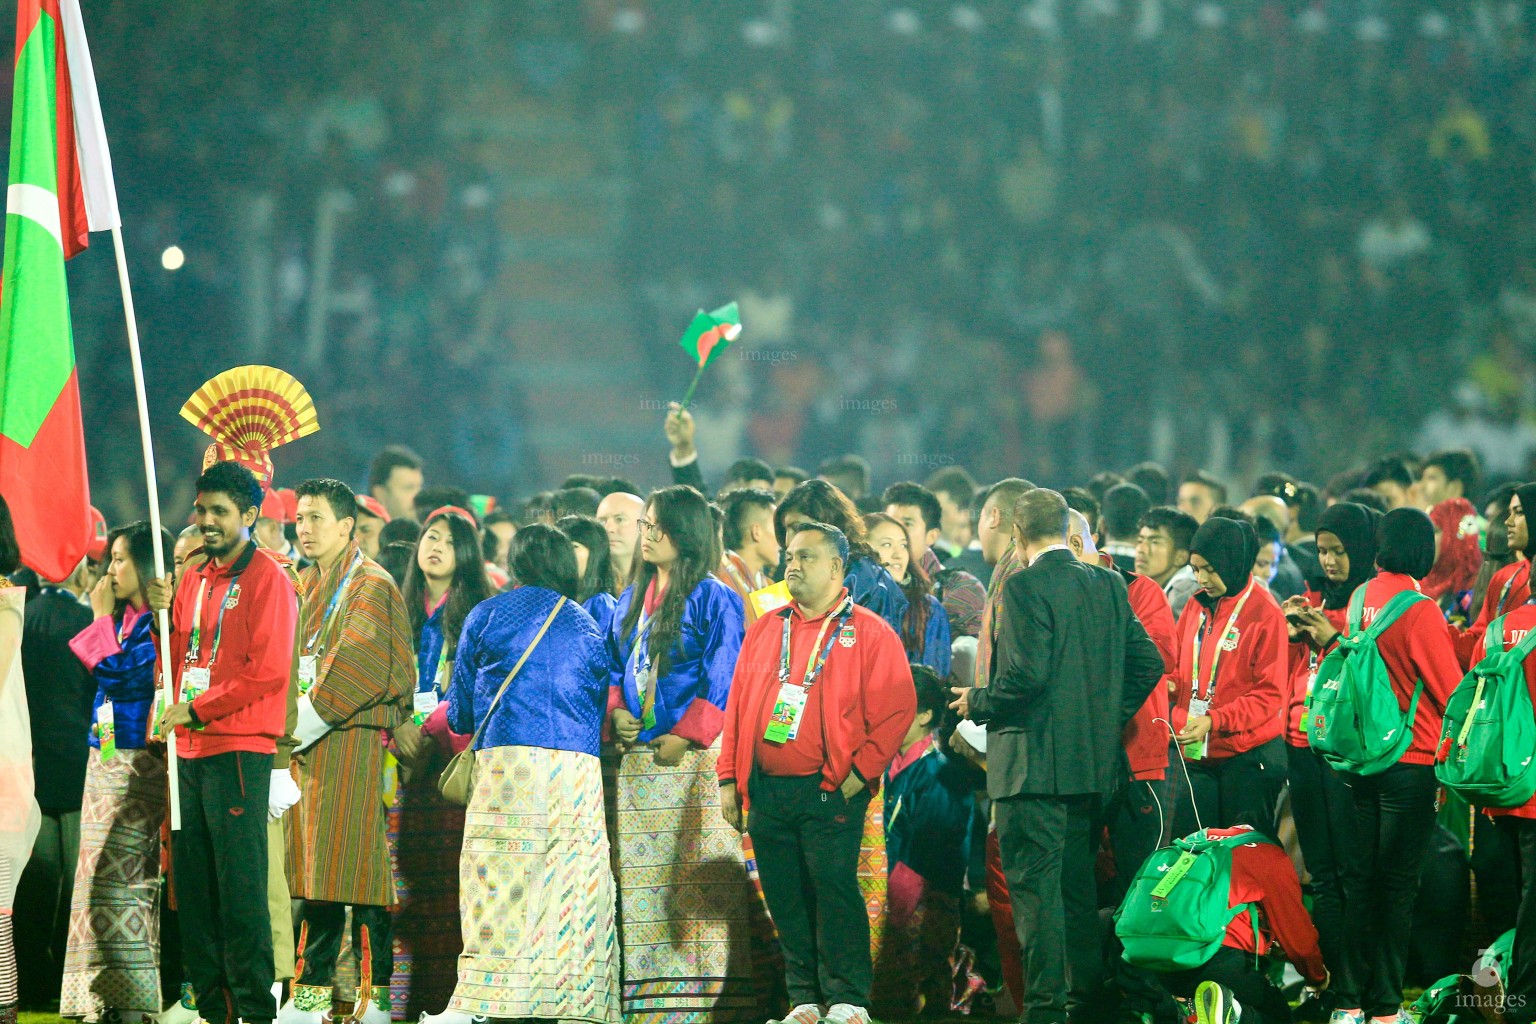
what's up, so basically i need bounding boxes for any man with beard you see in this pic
[149,462,299,1024]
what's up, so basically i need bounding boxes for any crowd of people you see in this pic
[4,400,1536,1024]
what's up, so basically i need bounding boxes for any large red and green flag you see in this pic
[0,0,120,581]
[678,301,741,368]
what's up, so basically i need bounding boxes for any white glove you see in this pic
[269,767,301,821]
[293,694,334,752]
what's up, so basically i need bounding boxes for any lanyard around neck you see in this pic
[1191,580,1256,703]
[305,549,364,653]
[187,543,256,666]
[780,596,853,691]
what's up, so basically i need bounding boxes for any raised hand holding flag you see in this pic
[677,301,741,411]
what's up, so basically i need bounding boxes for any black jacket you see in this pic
[968,549,1164,799]
[23,587,95,812]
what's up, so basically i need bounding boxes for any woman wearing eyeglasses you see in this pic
[605,485,752,1020]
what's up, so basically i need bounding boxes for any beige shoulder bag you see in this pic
[438,596,566,805]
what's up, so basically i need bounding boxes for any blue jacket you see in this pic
[417,602,448,694]
[883,738,979,894]
[847,555,909,635]
[911,594,953,676]
[83,611,158,750]
[583,591,619,637]
[607,576,744,746]
[447,587,608,756]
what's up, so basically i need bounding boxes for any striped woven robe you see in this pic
[286,542,414,906]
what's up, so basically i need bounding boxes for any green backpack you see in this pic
[1437,614,1536,807]
[1411,974,1469,1024]
[1114,829,1268,972]
[1308,587,1430,776]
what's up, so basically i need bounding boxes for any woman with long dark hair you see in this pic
[776,480,908,634]
[388,508,493,1019]
[426,524,618,1024]
[557,513,619,634]
[864,513,951,675]
[605,485,751,1019]
[60,522,174,1023]
[0,496,36,1024]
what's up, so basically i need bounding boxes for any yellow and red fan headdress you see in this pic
[180,366,320,488]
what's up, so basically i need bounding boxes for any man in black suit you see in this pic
[951,488,1164,1024]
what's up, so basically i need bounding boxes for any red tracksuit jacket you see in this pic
[1206,825,1328,985]
[1171,581,1288,760]
[1470,603,1536,820]
[1124,570,1179,780]
[1457,559,1530,669]
[1284,589,1347,747]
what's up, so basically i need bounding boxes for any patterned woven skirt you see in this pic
[60,747,166,1020]
[607,743,756,1022]
[387,752,465,1020]
[448,745,619,1023]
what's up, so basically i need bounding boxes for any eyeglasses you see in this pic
[635,518,666,540]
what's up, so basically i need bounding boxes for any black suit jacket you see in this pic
[22,588,95,812]
[968,548,1164,800]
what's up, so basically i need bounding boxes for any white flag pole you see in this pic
[110,225,180,830]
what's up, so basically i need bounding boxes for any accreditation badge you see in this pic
[297,654,317,695]
[764,683,810,743]
[413,688,439,726]
[183,665,211,703]
[98,700,117,761]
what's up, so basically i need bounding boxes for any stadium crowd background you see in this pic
[23,0,1536,521]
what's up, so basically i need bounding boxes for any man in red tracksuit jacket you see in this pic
[719,521,915,1024]
[150,462,298,1024]
[1161,824,1329,1024]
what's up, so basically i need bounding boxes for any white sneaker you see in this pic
[354,1003,390,1024]
[157,1003,199,1024]
[1330,1011,1366,1024]
[768,1006,823,1024]
[820,1005,871,1024]
[277,990,329,1024]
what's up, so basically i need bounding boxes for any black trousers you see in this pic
[995,792,1100,1024]
[1163,947,1292,1024]
[295,902,393,990]
[748,773,872,1009]
[1502,816,1536,1024]
[1108,778,1177,1017]
[1287,743,1357,1005]
[1173,739,1285,839]
[1336,762,1437,1018]
[172,752,275,1024]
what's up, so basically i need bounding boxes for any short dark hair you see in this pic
[196,461,263,513]
[368,445,422,489]
[721,488,777,552]
[594,476,640,497]
[881,481,944,534]
[1292,482,1322,533]
[909,663,950,728]
[1252,471,1297,500]
[1343,487,1391,513]
[1363,455,1415,491]
[1085,472,1125,504]
[559,474,605,491]
[1423,449,1482,495]
[979,477,1036,531]
[552,486,601,518]
[726,458,775,487]
[1138,507,1199,553]
[776,465,809,486]
[295,478,358,524]
[414,485,473,523]
[1181,470,1228,505]
[1015,489,1071,544]
[518,491,554,526]
[925,466,978,508]
[787,520,849,564]
[1209,505,1255,527]
[818,454,871,498]
[1102,483,1151,540]
[508,522,579,599]
[1126,462,1171,506]
[1251,513,1281,548]
[1323,467,1367,502]
[1061,487,1099,534]
[379,518,422,548]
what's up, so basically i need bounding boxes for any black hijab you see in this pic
[1314,502,1380,609]
[1190,517,1258,604]
[1375,507,1436,580]
[1514,483,1536,560]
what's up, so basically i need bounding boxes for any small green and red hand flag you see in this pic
[677,301,741,409]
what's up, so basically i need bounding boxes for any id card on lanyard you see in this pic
[1186,580,1255,758]
[414,644,447,725]
[299,550,364,695]
[182,542,257,719]
[765,598,853,744]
